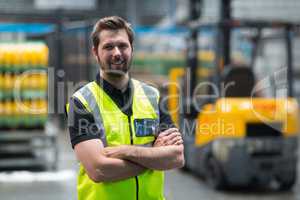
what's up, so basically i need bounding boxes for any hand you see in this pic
[102,145,129,159]
[153,128,183,147]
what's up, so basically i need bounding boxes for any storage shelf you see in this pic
[0,66,47,73]
[0,90,47,100]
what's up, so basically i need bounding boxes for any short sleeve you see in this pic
[67,97,106,148]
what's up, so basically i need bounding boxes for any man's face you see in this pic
[93,29,133,77]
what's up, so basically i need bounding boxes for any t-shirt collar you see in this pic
[95,73,132,95]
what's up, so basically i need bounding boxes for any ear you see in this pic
[92,46,100,63]
[92,46,97,57]
[131,44,134,52]
[131,45,134,56]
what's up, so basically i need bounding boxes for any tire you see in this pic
[179,117,195,172]
[205,157,226,190]
[180,148,189,172]
[276,172,297,191]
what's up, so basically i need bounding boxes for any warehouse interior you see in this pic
[0,0,300,200]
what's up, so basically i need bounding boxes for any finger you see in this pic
[159,131,181,142]
[154,138,166,147]
[175,138,183,145]
[172,137,183,146]
[157,132,181,146]
[155,131,182,146]
[102,147,115,156]
[154,139,163,146]
[102,150,110,157]
[167,135,183,145]
[164,135,180,146]
[158,129,177,138]
[158,128,178,137]
[163,131,182,142]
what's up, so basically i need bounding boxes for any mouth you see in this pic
[110,59,126,67]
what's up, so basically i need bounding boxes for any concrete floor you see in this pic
[0,129,299,200]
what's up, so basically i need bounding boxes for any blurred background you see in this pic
[0,0,300,199]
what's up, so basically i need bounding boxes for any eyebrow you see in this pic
[102,41,129,47]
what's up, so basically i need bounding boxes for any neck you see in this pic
[100,70,129,91]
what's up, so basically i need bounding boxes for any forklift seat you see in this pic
[222,66,255,97]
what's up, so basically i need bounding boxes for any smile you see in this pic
[110,60,125,66]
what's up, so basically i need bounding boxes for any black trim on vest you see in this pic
[128,115,139,200]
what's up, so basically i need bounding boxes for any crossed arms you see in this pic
[74,128,185,183]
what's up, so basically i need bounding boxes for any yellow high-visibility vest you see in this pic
[67,79,165,200]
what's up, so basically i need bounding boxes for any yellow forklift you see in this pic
[169,0,299,190]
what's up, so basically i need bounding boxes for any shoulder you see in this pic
[132,78,160,96]
[70,81,96,113]
[73,82,95,98]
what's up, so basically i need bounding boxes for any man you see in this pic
[67,16,184,200]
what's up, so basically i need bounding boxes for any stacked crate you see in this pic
[0,42,48,129]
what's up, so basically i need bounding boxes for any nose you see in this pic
[112,46,121,57]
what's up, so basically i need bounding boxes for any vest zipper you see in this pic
[128,115,139,200]
[135,176,139,200]
[128,115,134,145]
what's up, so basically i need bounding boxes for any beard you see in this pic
[99,56,132,78]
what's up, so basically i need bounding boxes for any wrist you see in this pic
[123,145,136,159]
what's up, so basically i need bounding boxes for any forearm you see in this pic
[74,139,146,183]
[92,157,146,183]
[106,145,185,171]
[129,145,184,170]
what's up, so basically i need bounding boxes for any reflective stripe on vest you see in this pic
[70,79,165,200]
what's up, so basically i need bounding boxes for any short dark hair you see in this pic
[91,16,134,48]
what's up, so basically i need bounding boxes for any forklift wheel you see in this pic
[276,173,296,191]
[206,157,226,190]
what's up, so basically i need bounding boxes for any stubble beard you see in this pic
[100,57,132,78]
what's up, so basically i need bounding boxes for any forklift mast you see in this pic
[285,26,294,97]
[184,0,201,118]
[184,0,233,117]
[221,0,232,67]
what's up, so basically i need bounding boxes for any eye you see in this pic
[103,44,113,50]
[118,43,129,49]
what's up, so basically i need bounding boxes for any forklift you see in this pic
[168,0,299,190]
